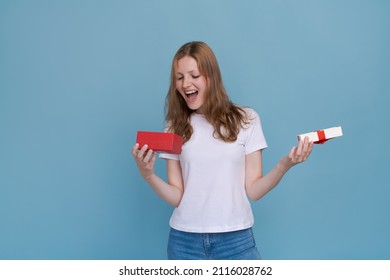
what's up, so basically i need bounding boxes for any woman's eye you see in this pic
[192,75,200,79]
[176,77,183,80]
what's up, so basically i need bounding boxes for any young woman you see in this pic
[132,41,313,260]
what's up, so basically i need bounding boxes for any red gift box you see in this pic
[297,126,343,144]
[136,131,183,154]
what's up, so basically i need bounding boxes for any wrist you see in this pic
[277,158,292,174]
[143,171,156,182]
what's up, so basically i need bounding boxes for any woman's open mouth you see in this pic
[185,90,198,103]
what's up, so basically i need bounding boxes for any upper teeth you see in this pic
[185,90,197,95]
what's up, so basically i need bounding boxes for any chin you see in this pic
[186,103,199,111]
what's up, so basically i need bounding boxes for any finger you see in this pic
[303,141,314,161]
[132,143,140,157]
[301,137,310,157]
[296,139,304,157]
[150,152,157,165]
[143,149,154,163]
[300,138,313,161]
[140,144,148,153]
[137,144,149,159]
[289,146,296,159]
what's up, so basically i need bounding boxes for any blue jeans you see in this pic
[167,227,261,260]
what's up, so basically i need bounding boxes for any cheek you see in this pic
[175,81,182,91]
[200,81,208,96]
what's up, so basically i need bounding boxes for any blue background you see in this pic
[1,0,389,260]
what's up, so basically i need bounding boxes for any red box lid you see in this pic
[136,131,183,154]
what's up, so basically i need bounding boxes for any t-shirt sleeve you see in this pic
[244,108,268,155]
[159,152,180,161]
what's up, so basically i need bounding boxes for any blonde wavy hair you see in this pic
[165,41,250,143]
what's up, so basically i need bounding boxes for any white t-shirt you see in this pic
[159,107,267,233]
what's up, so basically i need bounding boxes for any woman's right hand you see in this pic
[132,143,157,180]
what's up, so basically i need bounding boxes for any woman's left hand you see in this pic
[282,136,314,169]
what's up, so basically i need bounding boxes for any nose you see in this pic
[183,76,191,88]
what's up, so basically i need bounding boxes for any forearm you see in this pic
[245,138,313,201]
[144,173,183,207]
[246,157,291,201]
